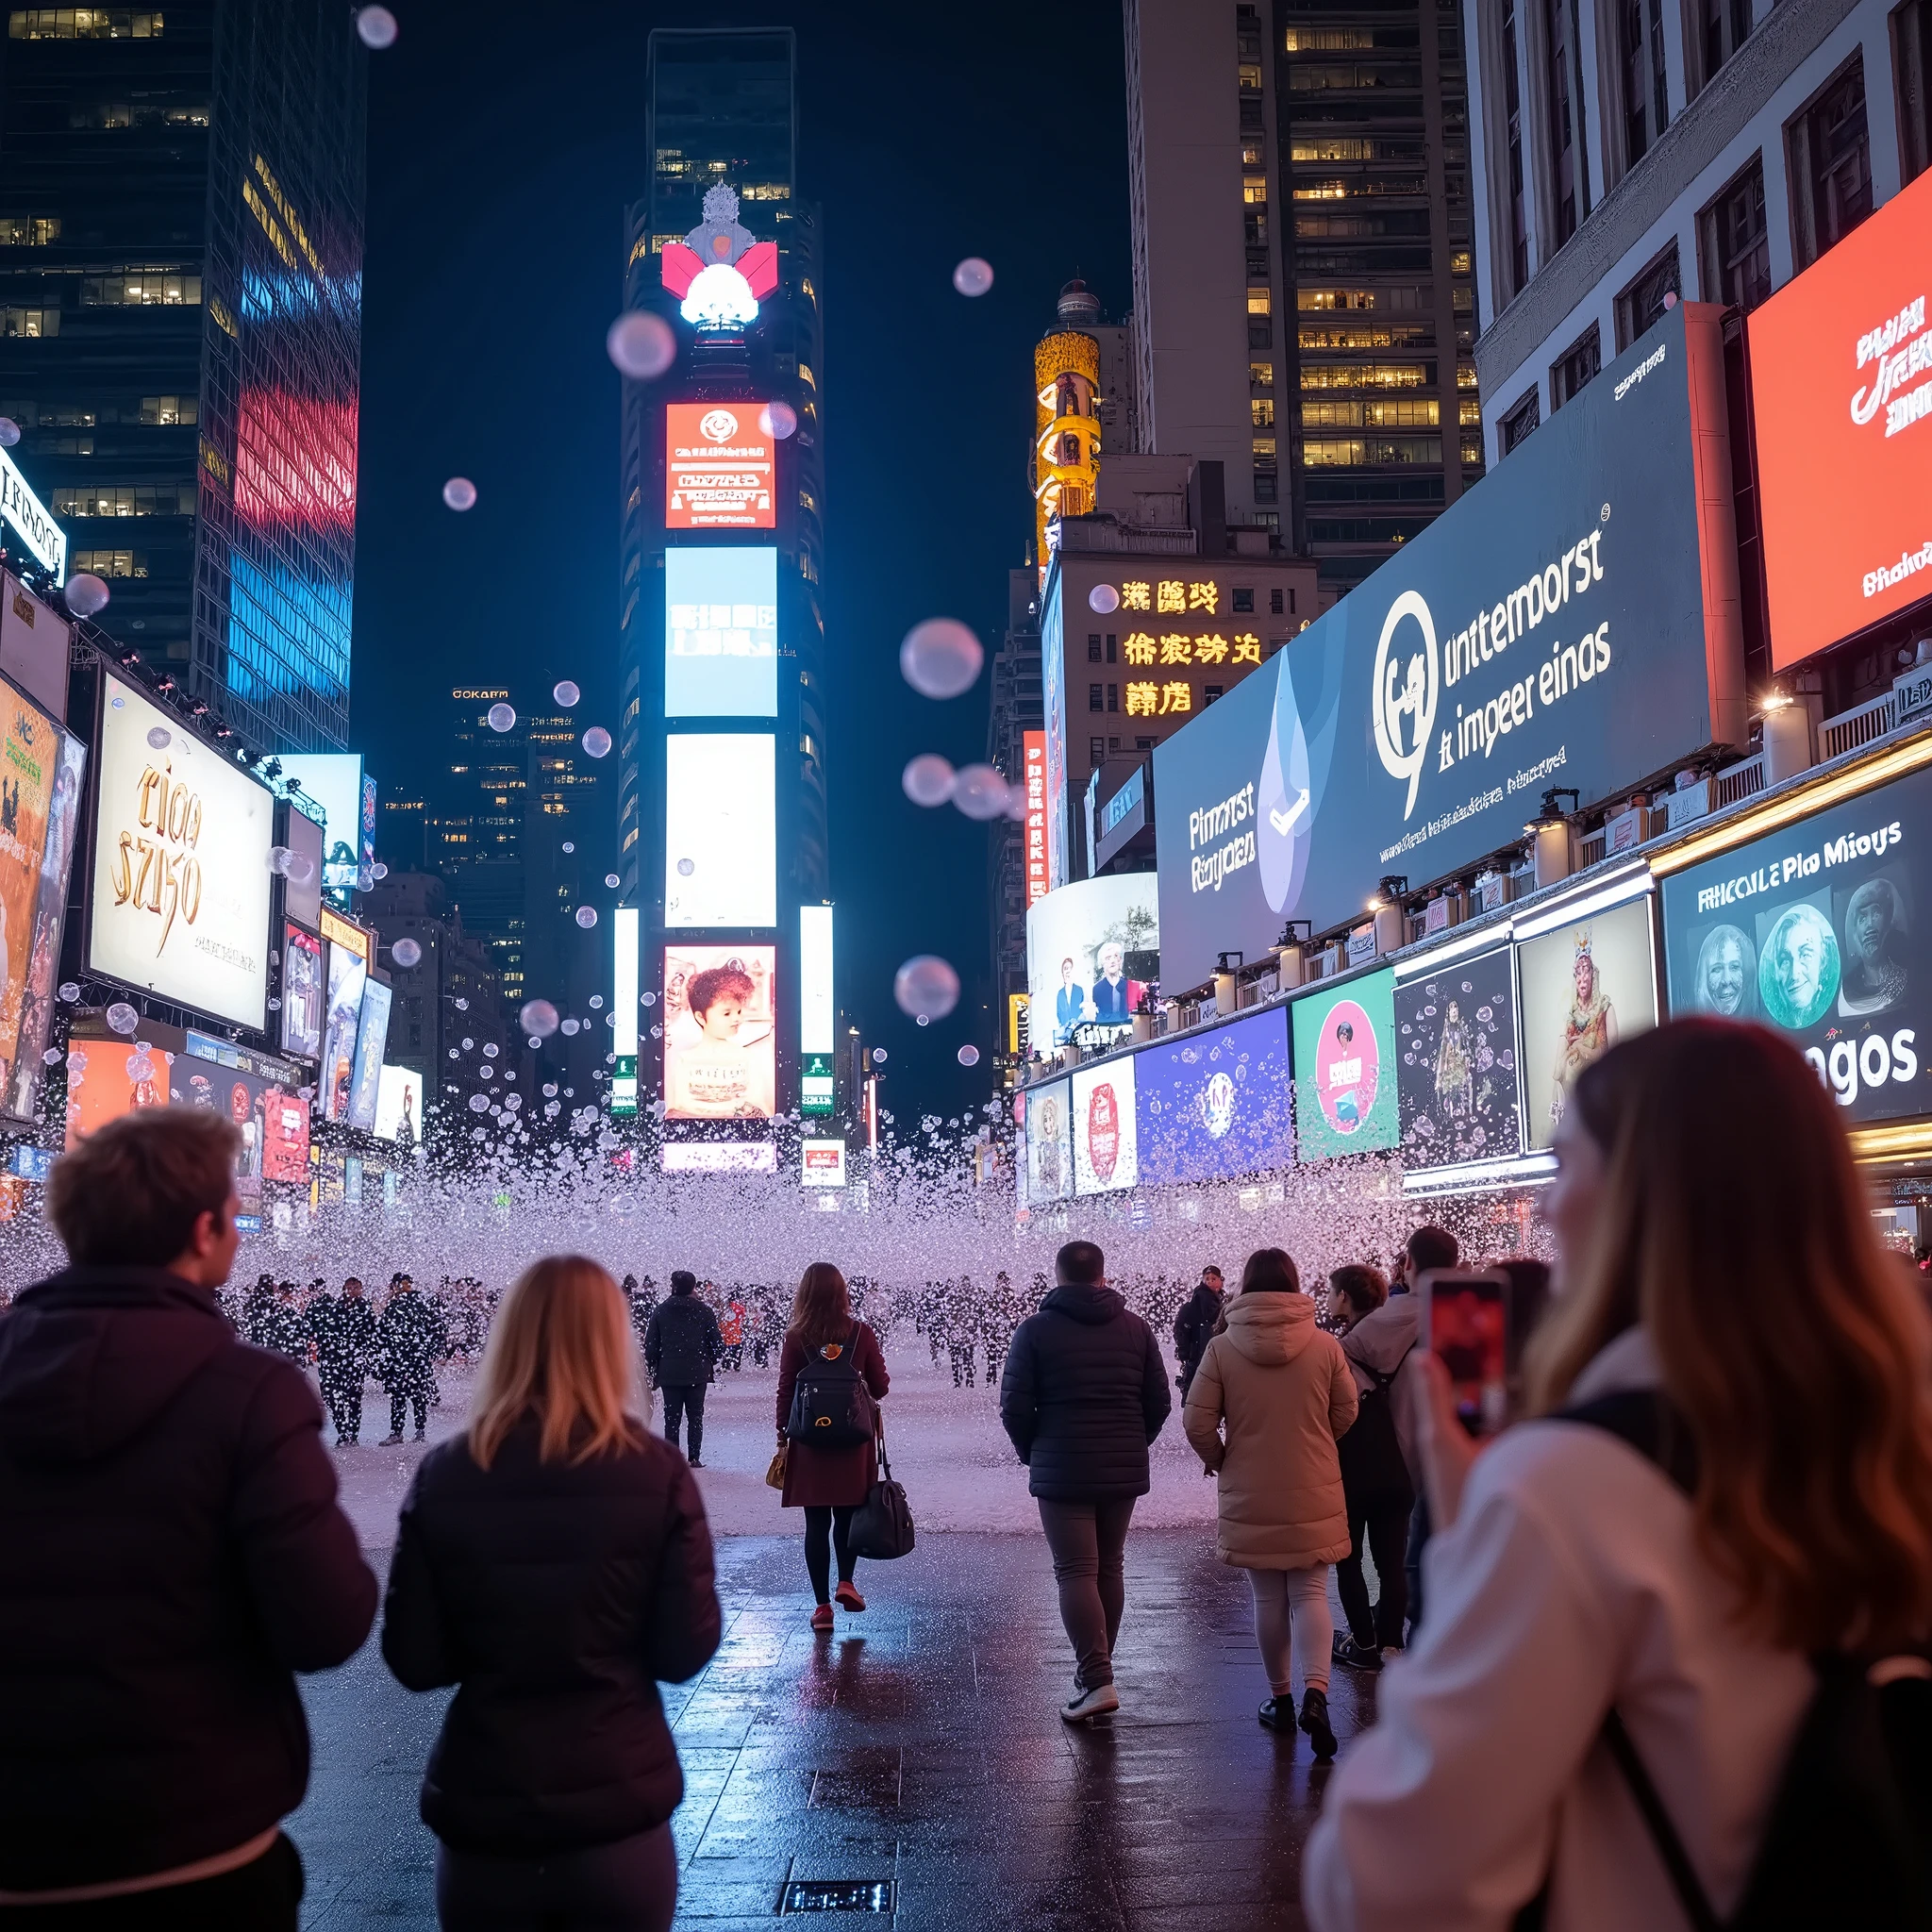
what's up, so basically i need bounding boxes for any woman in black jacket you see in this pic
[382,1256,721,1932]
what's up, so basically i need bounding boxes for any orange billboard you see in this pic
[665,402,774,530]
[1750,168,1932,670]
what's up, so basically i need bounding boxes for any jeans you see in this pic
[1335,1490,1414,1649]
[803,1503,858,1603]
[437,1823,675,1932]
[661,1382,706,1461]
[1246,1565,1333,1697]
[1,1833,303,1930]
[389,1388,428,1438]
[1037,1496,1135,1689]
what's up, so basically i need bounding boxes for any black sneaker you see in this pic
[1257,1695,1295,1732]
[1333,1635,1384,1673]
[1299,1686,1338,1760]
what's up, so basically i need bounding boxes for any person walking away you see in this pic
[242,1271,276,1345]
[1172,1265,1224,1397]
[378,1273,441,1444]
[720,1294,745,1373]
[644,1271,721,1467]
[1000,1241,1172,1724]
[774,1263,890,1632]
[1184,1248,1357,1752]
[383,1256,720,1932]
[1324,1264,1412,1671]
[0,1109,375,1923]
[1304,1019,1932,1930]
[308,1275,377,1447]
[946,1280,977,1389]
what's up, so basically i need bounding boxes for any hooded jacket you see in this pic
[0,1264,377,1893]
[1183,1291,1358,1569]
[998,1282,1172,1500]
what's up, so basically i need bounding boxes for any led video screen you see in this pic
[1073,1056,1138,1195]
[1026,873,1158,1049]
[662,942,776,1119]
[1291,969,1399,1161]
[279,924,324,1060]
[664,734,775,928]
[661,1140,779,1174]
[1395,945,1524,1170]
[665,547,778,718]
[1025,1074,1074,1203]
[320,938,367,1124]
[271,754,365,890]
[346,978,391,1131]
[665,401,775,529]
[375,1062,423,1144]
[1137,1005,1292,1186]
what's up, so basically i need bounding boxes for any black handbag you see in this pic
[847,1421,915,1561]
[784,1324,877,1447]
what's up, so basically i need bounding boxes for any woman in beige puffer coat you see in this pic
[1184,1246,1358,1754]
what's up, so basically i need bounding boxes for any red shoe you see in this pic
[810,1603,834,1632]
[835,1580,866,1613]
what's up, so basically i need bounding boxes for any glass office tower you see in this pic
[0,0,364,749]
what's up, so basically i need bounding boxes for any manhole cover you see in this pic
[778,1878,896,1914]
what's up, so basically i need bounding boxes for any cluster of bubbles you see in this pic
[900,755,1026,824]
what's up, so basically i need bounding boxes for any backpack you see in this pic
[785,1324,878,1448]
[1515,1388,1932,1931]
[1337,1345,1414,1502]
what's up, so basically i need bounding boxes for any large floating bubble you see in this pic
[355,5,397,49]
[442,476,477,512]
[895,955,960,1023]
[467,1091,491,1113]
[58,982,78,1003]
[950,763,1009,821]
[675,857,694,876]
[575,906,598,928]
[582,726,612,758]
[0,419,19,448]
[901,754,955,808]
[1089,583,1122,615]
[958,1043,981,1067]
[487,703,515,733]
[542,1082,558,1098]
[392,936,422,969]
[503,1093,522,1112]
[267,845,292,875]
[553,679,580,708]
[370,862,389,881]
[641,991,656,1007]
[284,850,316,885]
[899,617,983,699]
[758,399,798,440]
[146,726,171,751]
[521,999,558,1038]
[607,311,676,380]
[952,257,994,297]
[106,1001,140,1035]
[65,574,111,619]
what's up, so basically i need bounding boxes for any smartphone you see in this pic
[1420,1269,1513,1439]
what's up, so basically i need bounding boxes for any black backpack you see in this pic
[1338,1345,1414,1503]
[785,1324,877,1448]
[1516,1389,1932,1931]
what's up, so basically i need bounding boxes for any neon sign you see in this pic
[658,184,779,332]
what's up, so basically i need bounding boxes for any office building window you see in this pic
[52,483,192,515]
[0,307,58,337]
[1090,684,1104,712]
[1697,0,1755,91]
[1900,0,1932,182]
[1206,685,1225,704]
[1615,242,1679,348]
[1271,588,1286,614]
[1500,386,1541,454]
[81,270,202,306]
[1503,0,1528,290]
[8,9,163,35]
[1699,158,1772,311]
[139,393,197,425]
[1233,587,1255,612]
[1789,59,1873,266]
[1255,470,1278,503]
[0,216,58,245]
[1088,633,1102,660]
[1620,0,1670,168]
[1550,325,1601,407]
[70,548,147,576]
[1543,0,1581,244]
[1108,683,1119,712]
[1251,397,1274,427]
[1091,737,1107,767]
[1106,633,1117,661]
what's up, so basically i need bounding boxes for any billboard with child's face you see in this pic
[662,943,776,1119]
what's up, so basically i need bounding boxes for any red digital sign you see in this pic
[665,402,774,529]
[1750,168,1932,670]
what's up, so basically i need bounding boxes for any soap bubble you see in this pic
[952,257,994,297]
[950,763,1010,821]
[42,1046,61,1065]
[650,1025,662,1040]
[455,996,469,1010]
[604,873,620,889]
[58,982,78,1003]
[561,841,575,854]
[356,866,374,891]
[589,994,604,1009]
[371,861,389,880]
[283,851,315,884]
[902,754,955,807]
[916,1013,929,1027]
[442,476,477,512]
[575,906,598,928]
[561,1018,581,1036]
[503,1093,522,1112]
[355,5,397,49]
[268,845,292,874]
[553,679,580,707]
[542,1083,558,1098]
[461,1036,474,1050]
[758,399,798,439]
[0,419,18,448]
[958,1044,981,1066]
[675,857,694,876]
[895,955,960,1023]
[468,1091,491,1113]
[521,999,559,1037]
[392,937,422,969]
[107,1001,140,1035]
[1004,781,1031,822]
[872,1047,888,1065]
[487,703,515,732]
[582,726,611,758]
[899,617,983,699]
[65,574,110,618]
[1089,583,1122,615]
[448,1048,458,1058]
[268,997,281,1011]
[146,726,170,750]
[482,1041,499,1059]
[607,310,676,380]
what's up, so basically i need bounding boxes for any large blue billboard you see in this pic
[1153,304,1747,993]
[1136,1005,1292,1186]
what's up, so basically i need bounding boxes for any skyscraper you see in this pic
[0,0,365,749]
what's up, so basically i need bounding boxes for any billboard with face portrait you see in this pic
[1291,969,1398,1160]
[1395,945,1523,1170]
[1025,1074,1074,1203]
[662,943,776,1119]
[1137,1005,1293,1186]
[320,937,367,1124]
[1025,874,1159,1049]
[1658,760,1932,1124]
[1516,894,1657,1150]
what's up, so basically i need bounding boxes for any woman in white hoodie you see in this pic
[1304,1019,1932,1930]
[1184,1247,1357,1753]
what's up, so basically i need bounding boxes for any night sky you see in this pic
[351,0,1131,1124]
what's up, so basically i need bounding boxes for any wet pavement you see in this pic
[294,1529,1374,1929]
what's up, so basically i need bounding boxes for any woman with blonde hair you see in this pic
[1306,1020,1932,1928]
[383,1257,720,1932]
[775,1262,889,1631]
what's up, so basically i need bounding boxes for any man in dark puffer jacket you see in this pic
[1000,1239,1171,1724]
[0,1108,376,1923]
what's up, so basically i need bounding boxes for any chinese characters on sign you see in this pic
[1121,632,1260,666]
[1124,682,1193,717]
[1118,580,1221,614]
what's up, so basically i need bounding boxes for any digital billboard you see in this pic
[1153,304,1746,993]
[1395,944,1523,1171]
[281,805,324,933]
[1072,1056,1138,1195]
[664,733,775,928]
[1025,874,1158,1049]
[88,674,275,1030]
[662,1140,779,1174]
[375,1062,423,1144]
[1025,1074,1074,1203]
[1292,969,1399,1161]
[663,942,776,1119]
[1658,759,1932,1125]
[1749,168,1932,669]
[801,1138,848,1187]
[1137,1004,1293,1186]
[1517,891,1657,1151]
[279,923,324,1060]
[1,570,72,721]
[346,978,391,1131]
[271,754,366,891]
[320,938,367,1124]
[665,401,774,530]
[665,547,778,718]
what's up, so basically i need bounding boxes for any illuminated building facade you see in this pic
[0,0,364,749]
[616,28,828,1145]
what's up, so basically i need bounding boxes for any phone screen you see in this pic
[1422,1270,1510,1438]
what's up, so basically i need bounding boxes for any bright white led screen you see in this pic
[664,734,775,928]
[665,547,778,718]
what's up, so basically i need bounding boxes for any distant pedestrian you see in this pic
[384,1256,720,1932]
[644,1271,721,1466]
[999,1241,1172,1724]
[1385,1222,1458,1629]
[0,1108,375,1921]
[378,1273,441,1444]
[308,1274,377,1446]
[1172,1264,1224,1396]
[720,1294,745,1373]
[775,1263,890,1631]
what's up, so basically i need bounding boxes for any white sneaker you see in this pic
[1061,1681,1120,1724]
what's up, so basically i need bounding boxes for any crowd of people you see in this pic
[2,1017,1930,1930]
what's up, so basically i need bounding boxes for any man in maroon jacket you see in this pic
[0,1108,376,1924]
